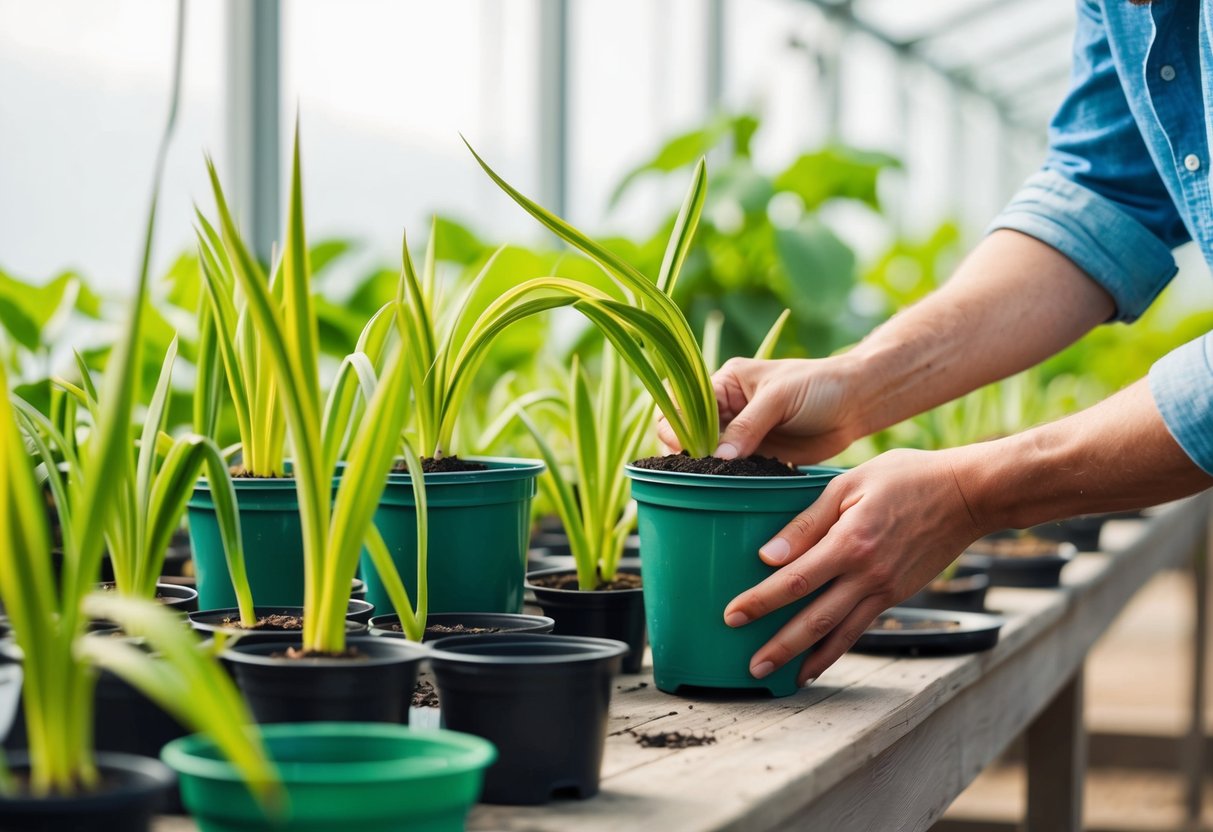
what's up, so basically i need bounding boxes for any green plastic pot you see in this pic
[361,458,543,616]
[624,464,844,697]
[162,722,496,832]
[189,476,325,610]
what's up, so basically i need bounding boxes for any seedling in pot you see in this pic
[198,123,429,652]
[14,339,250,621]
[0,11,277,812]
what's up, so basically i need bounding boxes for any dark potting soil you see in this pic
[412,678,439,709]
[222,614,304,631]
[631,451,804,477]
[228,467,290,479]
[531,571,643,592]
[630,730,717,749]
[872,615,961,632]
[384,621,505,636]
[393,455,489,474]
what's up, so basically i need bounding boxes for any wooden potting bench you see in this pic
[157,493,1213,832]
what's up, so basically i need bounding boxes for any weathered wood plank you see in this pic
[1025,672,1085,832]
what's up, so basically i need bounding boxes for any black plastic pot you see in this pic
[902,564,990,613]
[853,607,1005,656]
[526,567,646,674]
[94,582,199,617]
[965,536,1076,589]
[188,605,368,642]
[93,666,190,813]
[222,634,427,725]
[345,599,374,624]
[0,751,174,832]
[368,612,555,642]
[429,633,628,805]
[351,577,367,601]
[1029,516,1107,552]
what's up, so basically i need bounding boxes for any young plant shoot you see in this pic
[0,1,276,796]
[198,124,428,651]
[465,142,724,459]
[14,340,253,625]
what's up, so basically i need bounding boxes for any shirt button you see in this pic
[1161,64,1177,81]
[1185,154,1202,172]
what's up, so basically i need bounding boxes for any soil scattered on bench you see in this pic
[412,678,439,709]
[630,730,717,749]
[618,681,649,693]
[631,451,804,478]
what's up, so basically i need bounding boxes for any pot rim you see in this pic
[525,566,643,594]
[624,462,845,489]
[222,634,428,668]
[369,611,555,630]
[386,455,544,483]
[428,632,628,665]
[161,722,495,785]
[0,751,174,807]
[188,607,368,636]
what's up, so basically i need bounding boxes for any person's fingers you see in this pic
[723,499,848,627]
[714,388,788,460]
[743,578,870,679]
[655,414,682,453]
[794,595,889,685]
[757,479,845,566]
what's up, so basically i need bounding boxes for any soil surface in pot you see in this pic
[531,571,643,592]
[222,613,304,630]
[970,536,1060,558]
[393,455,488,474]
[629,730,716,749]
[872,615,961,632]
[631,451,804,477]
[382,621,506,636]
[228,467,290,478]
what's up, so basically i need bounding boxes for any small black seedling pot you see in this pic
[0,751,174,832]
[902,564,990,613]
[429,633,628,805]
[345,599,374,624]
[1029,516,1107,552]
[964,534,1076,589]
[96,582,199,614]
[526,567,646,674]
[188,605,368,642]
[368,612,555,642]
[222,634,427,725]
[351,577,367,601]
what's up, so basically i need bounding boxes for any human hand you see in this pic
[722,447,989,685]
[656,356,858,464]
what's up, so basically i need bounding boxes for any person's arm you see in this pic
[690,0,1204,686]
[723,379,1211,687]
[671,229,1116,464]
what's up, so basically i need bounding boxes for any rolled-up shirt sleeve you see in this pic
[987,0,1186,324]
[1150,337,1213,475]
[990,0,1213,473]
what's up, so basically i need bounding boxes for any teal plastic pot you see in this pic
[362,458,543,616]
[163,722,495,832]
[624,464,843,697]
[188,477,309,610]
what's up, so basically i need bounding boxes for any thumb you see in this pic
[715,388,786,460]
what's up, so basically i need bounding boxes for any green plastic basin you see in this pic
[162,722,496,832]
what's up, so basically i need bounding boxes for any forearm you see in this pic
[955,378,1212,531]
[842,229,1115,437]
